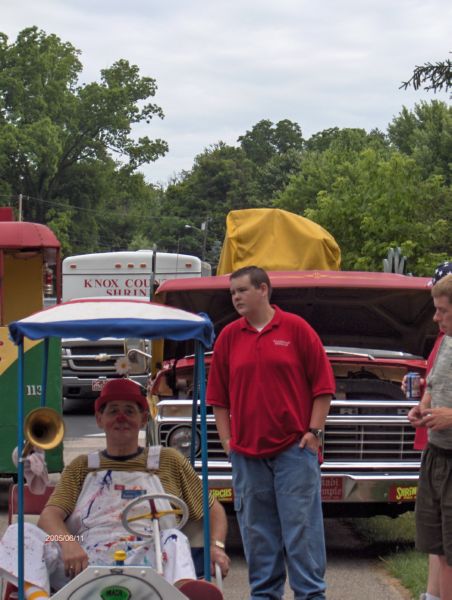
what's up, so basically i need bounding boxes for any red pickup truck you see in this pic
[149,270,436,518]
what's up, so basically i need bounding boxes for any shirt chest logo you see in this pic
[273,339,291,347]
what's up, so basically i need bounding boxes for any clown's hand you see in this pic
[11,446,50,494]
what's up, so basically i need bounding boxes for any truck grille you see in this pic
[63,343,124,371]
[323,422,420,461]
[324,400,421,462]
[157,399,422,466]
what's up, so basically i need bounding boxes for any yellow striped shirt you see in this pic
[46,447,212,521]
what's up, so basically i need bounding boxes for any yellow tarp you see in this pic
[217,208,341,274]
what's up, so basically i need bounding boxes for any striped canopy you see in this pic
[8,297,214,347]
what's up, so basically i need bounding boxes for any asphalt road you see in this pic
[0,403,413,599]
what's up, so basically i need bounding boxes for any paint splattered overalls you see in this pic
[0,447,196,592]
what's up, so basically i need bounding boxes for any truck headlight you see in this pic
[167,426,200,458]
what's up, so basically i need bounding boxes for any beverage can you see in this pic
[406,372,421,399]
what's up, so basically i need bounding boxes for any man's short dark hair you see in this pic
[230,266,272,298]
[432,273,452,304]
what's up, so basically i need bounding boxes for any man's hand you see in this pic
[210,544,230,578]
[401,375,426,396]
[208,498,229,580]
[221,438,231,456]
[59,539,89,578]
[408,405,426,428]
[299,432,321,453]
[420,407,452,431]
[39,505,88,578]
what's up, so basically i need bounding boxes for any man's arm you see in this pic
[408,391,432,427]
[299,394,332,451]
[38,505,88,578]
[309,394,332,430]
[208,499,230,578]
[409,388,452,430]
[420,406,452,430]
[213,406,231,455]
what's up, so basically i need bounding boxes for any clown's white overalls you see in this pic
[0,447,196,593]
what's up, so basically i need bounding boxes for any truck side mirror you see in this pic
[124,338,150,375]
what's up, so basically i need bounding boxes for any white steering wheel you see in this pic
[121,492,189,538]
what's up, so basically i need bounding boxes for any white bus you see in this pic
[62,250,211,301]
[61,250,211,404]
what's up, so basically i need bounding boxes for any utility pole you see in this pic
[18,194,23,222]
[200,219,209,262]
[184,217,211,261]
[149,244,157,300]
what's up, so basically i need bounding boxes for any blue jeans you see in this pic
[231,443,326,600]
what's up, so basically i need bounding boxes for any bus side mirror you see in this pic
[124,339,151,375]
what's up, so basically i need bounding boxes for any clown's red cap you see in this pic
[94,378,148,412]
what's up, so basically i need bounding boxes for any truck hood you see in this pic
[155,270,437,360]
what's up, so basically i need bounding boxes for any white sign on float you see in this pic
[79,275,154,296]
[62,250,210,301]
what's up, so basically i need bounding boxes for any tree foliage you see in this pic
[303,151,450,273]
[157,143,259,262]
[0,28,450,276]
[154,123,304,262]
[143,109,451,274]
[275,128,390,215]
[401,56,452,94]
[276,112,451,275]
[238,119,303,165]
[236,119,304,204]
[0,26,167,244]
[387,100,452,183]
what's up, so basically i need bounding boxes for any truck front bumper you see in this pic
[199,465,420,517]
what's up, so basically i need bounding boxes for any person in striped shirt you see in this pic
[0,378,229,600]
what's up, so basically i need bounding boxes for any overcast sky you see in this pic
[3,0,451,187]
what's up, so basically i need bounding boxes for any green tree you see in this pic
[304,128,342,152]
[98,168,164,253]
[276,118,451,274]
[159,143,259,262]
[401,56,452,94]
[237,119,305,203]
[255,148,303,203]
[302,149,451,273]
[238,119,303,165]
[0,26,167,227]
[46,206,75,256]
[387,101,452,183]
[305,127,388,153]
[275,128,390,215]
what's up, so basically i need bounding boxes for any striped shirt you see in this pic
[46,447,212,520]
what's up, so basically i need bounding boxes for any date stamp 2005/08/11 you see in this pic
[45,534,84,543]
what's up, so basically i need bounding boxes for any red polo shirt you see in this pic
[207,306,335,457]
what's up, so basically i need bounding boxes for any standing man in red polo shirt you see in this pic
[207,266,335,600]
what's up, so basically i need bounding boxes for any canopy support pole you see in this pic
[40,338,49,407]
[190,362,199,467]
[17,340,25,600]
[195,342,211,581]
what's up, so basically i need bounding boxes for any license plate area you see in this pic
[91,379,108,392]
